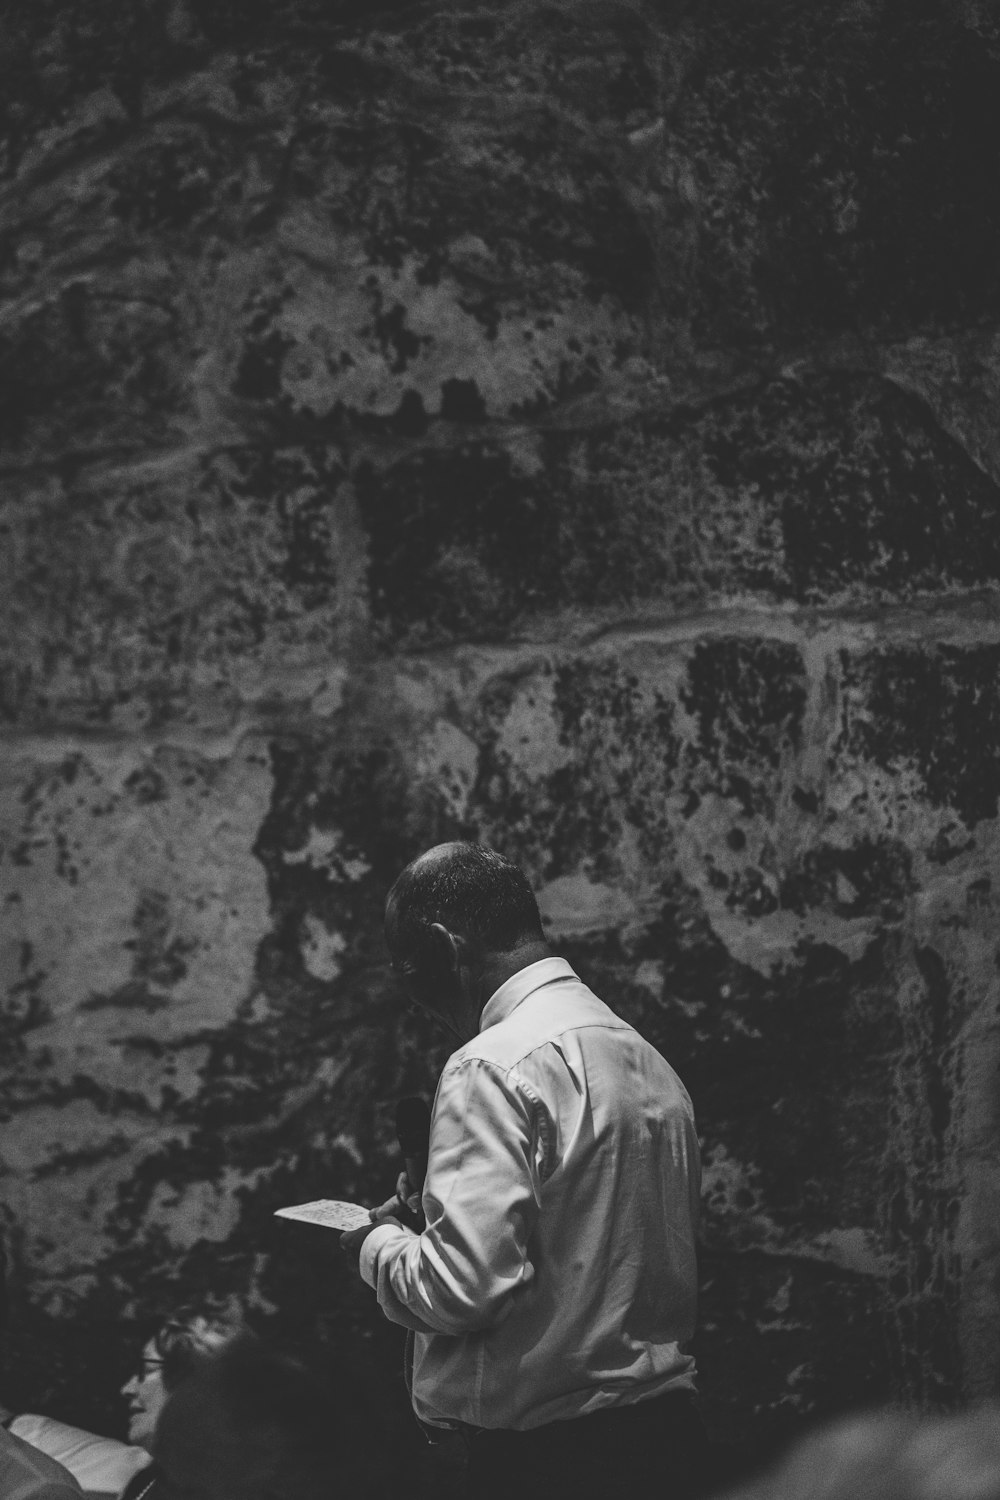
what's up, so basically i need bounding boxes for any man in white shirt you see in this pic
[341,842,713,1500]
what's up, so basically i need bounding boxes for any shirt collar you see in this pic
[479,957,578,1032]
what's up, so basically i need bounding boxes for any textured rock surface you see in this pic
[2,0,1000,1485]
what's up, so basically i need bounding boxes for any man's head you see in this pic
[385,842,548,1040]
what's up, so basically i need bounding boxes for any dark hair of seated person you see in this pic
[151,1310,242,1392]
[149,1332,368,1500]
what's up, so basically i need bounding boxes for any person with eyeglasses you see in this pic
[116,1312,242,1500]
[118,1346,166,1457]
[3,1310,240,1499]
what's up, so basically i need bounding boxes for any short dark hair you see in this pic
[388,843,544,958]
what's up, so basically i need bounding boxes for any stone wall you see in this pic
[2,0,1000,1480]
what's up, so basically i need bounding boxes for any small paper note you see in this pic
[273,1199,372,1231]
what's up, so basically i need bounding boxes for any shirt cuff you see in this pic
[359,1221,407,1288]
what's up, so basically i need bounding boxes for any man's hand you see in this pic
[340,1217,381,1265]
[341,1178,421,1268]
[367,1174,423,1232]
[370,1193,404,1224]
[340,1199,410,1267]
[393,1170,422,1218]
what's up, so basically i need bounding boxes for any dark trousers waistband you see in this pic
[468,1386,698,1444]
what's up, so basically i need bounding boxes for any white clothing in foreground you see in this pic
[9,1416,148,1497]
[360,957,701,1430]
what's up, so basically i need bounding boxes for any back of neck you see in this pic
[479,941,554,1009]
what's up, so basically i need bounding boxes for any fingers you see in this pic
[339,1223,373,1260]
[371,1195,403,1224]
[393,1172,421,1218]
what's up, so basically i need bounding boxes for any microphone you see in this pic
[395,1096,430,1229]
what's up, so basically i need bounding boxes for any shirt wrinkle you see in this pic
[510,1070,555,1183]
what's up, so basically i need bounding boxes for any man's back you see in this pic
[355,841,714,1500]
[0,1426,82,1500]
[365,957,701,1430]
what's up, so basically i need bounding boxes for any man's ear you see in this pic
[427,922,461,975]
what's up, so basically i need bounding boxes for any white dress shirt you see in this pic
[360,957,701,1431]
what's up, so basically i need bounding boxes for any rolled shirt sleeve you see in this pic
[360,1056,542,1336]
